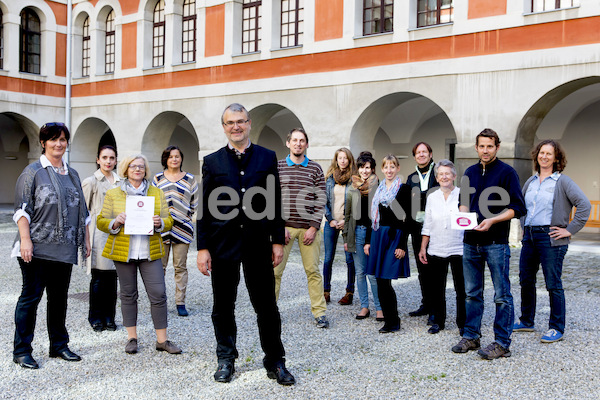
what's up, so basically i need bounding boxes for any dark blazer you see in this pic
[406,165,439,230]
[196,144,285,262]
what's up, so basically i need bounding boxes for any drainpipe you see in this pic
[65,0,72,163]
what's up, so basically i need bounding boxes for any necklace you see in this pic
[52,165,67,175]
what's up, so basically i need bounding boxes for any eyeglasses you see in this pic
[128,164,146,170]
[223,120,249,127]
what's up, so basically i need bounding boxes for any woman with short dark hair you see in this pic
[153,145,199,316]
[12,122,90,369]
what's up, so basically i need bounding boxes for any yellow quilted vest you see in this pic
[97,185,173,262]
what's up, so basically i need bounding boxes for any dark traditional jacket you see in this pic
[196,144,285,262]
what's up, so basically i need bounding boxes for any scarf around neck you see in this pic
[416,161,434,192]
[333,168,352,185]
[370,176,402,231]
[352,174,378,196]
[122,179,149,196]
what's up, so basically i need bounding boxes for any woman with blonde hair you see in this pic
[97,154,181,355]
[364,154,411,333]
[323,148,357,305]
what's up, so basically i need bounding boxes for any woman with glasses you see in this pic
[418,159,466,335]
[153,146,198,317]
[12,122,90,369]
[323,148,358,305]
[82,145,121,332]
[97,154,181,355]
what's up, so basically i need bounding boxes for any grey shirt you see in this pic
[14,160,88,264]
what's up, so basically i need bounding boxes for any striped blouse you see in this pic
[153,172,199,244]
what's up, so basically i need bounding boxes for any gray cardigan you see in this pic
[521,174,591,246]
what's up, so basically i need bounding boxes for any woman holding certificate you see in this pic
[418,159,466,336]
[97,154,181,355]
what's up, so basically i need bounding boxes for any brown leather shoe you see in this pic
[338,291,353,305]
[156,340,182,354]
[324,291,330,303]
[125,338,138,354]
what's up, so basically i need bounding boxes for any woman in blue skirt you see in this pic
[365,154,411,333]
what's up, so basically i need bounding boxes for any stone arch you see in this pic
[94,0,123,19]
[142,111,199,177]
[70,117,116,179]
[517,76,600,202]
[0,113,39,203]
[350,92,456,179]
[15,1,56,29]
[248,103,303,160]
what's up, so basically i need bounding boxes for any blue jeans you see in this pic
[518,226,568,333]
[463,243,514,349]
[323,223,355,293]
[353,225,381,310]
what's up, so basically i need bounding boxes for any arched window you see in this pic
[153,0,165,67]
[363,0,393,36]
[82,17,90,76]
[0,9,4,69]
[20,8,41,74]
[182,0,196,63]
[281,0,303,48]
[105,10,115,73]
[242,0,261,54]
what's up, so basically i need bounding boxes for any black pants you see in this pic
[428,254,466,330]
[410,225,432,314]
[88,269,118,327]
[376,278,400,328]
[210,247,285,367]
[14,257,72,357]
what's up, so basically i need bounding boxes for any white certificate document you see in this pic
[450,212,479,230]
[124,196,154,235]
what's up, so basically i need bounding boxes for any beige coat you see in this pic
[82,169,121,273]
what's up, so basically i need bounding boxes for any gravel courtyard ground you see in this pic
[1,214,599,399]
